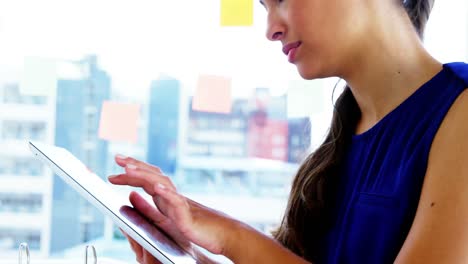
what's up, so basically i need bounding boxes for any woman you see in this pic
[108,0,468,263]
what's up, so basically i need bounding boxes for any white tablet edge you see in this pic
[29,141,181,264]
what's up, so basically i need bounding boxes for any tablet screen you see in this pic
[29,141,197,264]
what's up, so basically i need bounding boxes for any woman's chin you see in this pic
[296,61,329,80]
[297,65,319,80]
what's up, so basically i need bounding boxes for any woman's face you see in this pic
[261,0,362,79]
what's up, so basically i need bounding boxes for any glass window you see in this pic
[0,1,466,262]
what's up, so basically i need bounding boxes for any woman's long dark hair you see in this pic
[272,0,436,261]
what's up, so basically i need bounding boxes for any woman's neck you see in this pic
[340,6,442,135]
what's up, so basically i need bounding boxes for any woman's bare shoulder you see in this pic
[394,88,468,263]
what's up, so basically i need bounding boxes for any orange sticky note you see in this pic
[193,75,232,114]
[220,0,254,26]
[98,101,140,143]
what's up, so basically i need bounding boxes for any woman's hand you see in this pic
[120,228,162,264]
[109,155,309,264]
[108,155,238,261]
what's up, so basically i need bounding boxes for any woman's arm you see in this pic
[223,221,310,264]
[108,156,310,264]
[395,89,468,263]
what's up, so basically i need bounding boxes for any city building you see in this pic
[0,82,55,258]
[50,55,111,254]
[187,99,248,158]
[147,78,181,175]
[181,85,306,232]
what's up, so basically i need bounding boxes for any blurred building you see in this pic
[247,110,289,161]
[181,87,305,232]
[138,78,312,234]
[51,55,111,253]
[247,88,310,163]
[187,99,248,158]
[0,83,54,257]
[287,118,311,163]
[146,78,181,175]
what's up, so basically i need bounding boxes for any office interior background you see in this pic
[0,0,467,262]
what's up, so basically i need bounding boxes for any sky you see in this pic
[0,0,466,100]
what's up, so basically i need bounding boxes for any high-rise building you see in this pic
[51,55,111,253]
[0,83,55,258]
[147,78,181,175]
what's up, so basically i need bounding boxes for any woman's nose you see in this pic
[266,13,285,41]
[269,31,284,41]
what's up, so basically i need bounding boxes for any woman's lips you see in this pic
[282,41,302,63]
[288,46,300,63]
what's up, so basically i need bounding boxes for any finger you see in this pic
[108,171,175,197]
[143,250,162,264]
[108,172,158,196]
[124,231,160,264]
[120,229,144,262]
[108,165,176,191]
[122,165,175,190]
[128,192,194,253]
[152,184,192,233]
[129,191,169,226]
[115,155,163,175]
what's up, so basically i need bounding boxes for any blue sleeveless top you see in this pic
[317,62,468,264]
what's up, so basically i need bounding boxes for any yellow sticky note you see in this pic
[193,75,232,114]
[287,80,325,118]
[19,57,57,96]
[221,0,254,26]
[98,101,140,143]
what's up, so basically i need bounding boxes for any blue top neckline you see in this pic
[352,64,448,140]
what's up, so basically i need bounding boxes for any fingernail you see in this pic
[157,183,166,190]
[126,164,137,170]
[108,175,119,180]
[116,154,127,160]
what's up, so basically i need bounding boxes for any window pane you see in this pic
[0,1,466,262]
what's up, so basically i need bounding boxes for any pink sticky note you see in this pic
[192,75,232,114]
[98,101,140,143]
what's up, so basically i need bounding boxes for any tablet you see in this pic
[29,141,198,264]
